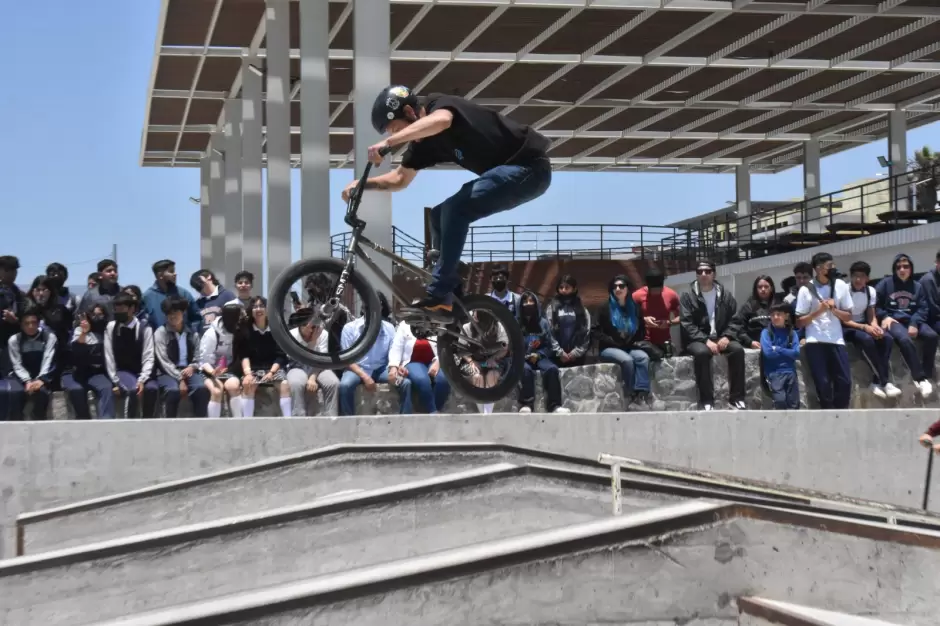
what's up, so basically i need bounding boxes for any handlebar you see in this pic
[345,144,395,227]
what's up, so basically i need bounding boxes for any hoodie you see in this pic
[760,325,800,375]
[594,275,646,352]
[875,253,927,327]
[730,278,776,347]
[143,281,203,332]
[543,291,592,359]
[918,268,940,324]
[518,291,553,361]
[195,286,238,327]
[197,316,237,371]
[679,279,738,346]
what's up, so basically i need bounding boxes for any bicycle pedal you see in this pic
[400,306,453,324]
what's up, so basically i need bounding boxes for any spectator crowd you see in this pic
[3,249,940,443]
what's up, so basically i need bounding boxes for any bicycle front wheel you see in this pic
[268,257,381,370]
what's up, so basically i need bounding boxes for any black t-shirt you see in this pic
[401,94,550,176]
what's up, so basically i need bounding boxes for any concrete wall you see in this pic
[1,410,936,559]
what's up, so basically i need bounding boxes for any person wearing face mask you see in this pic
[143,259,202,333]
[517,291,567,414]
[104,293,160,418]
[198,300,243,417]
[1,307,57,420]
[595,276,650,409]
[61,306,114,418]
[77,259,121,319]
[794,252,854,409]
[45,263,81,313]
[543,275,592,368]
[487,266,521,318]
[28,275,73,388]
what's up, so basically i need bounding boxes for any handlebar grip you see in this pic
[378,145,393,157]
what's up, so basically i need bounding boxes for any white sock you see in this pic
[229,396,243,418]
[480,403,494,414]
[279,397,292,417]
[207,401,221,418]
[242,398,255,418]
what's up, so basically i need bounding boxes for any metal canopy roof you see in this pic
[141,0,940,174]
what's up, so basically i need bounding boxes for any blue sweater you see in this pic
[760,327,800,375]
[142,282,203,333]
[875,276,927,327]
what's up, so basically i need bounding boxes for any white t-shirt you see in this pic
[702,288,718,337]
[794,279,854,344]
[849,286,876,324]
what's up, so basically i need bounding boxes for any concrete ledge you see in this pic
[738,597,906,626]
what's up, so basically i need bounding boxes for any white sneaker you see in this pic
[883,383,902,398]
[918,380,933,398]
[733,400,747,410]
[701,404,713,411]
[552,407,571,414]
[870,384,887,399]
[518,406,532,414]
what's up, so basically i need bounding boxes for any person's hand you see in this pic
[2,310,16,323]
[367,140,389,165]
[717,336,730,351]
[824,299,836,309]
[527,353,539,364]
[341,180,359,203]
[909,325,919,338]
[242,373,256,389]
[919,433,933,448]
[79,318,91,334]
[306,376,319,394]
[817,299,830,311]
[560,352,571,363]
[464,360,480,378]
[871,324,884,337]
[799,338,806,347]
[398,366,408,378]
[261,371,274,383]
[25,380,41,394]
[706,339,719,355]
[136,382,144,396]
[388,366,398,381]
[644,316,658,328]
[214,366,227,377]
[363,377,377,392]
[181,366,194,379]
[112,385,122,396]
[882,317,896,329]
[428,360,439,377]
[179,380,189,397]
[751,341,760,350]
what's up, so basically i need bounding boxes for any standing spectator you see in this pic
[45,263,81,313]
[843,261,900,399]
[28,275,74,387]
[487,265,520,318]
[595,276,650,408]
[104,293,159,417]
[234,271,255,308]
[633,266,679,355]
[389,321,451,414]
[732,275,776,350]
[876,253,936,397]
[198,300,243,417]
[544,274,592,368]
[191,269,237,327]
[679,260,746,410]
[153,296,209,417]
[2,307,57,420]
[338,293,396,416]
[794,252,854,409]
[285,314,340,416]
[143,260,202,332]
[230,296,291,417]
[918,249,940,336]
[61,306,114,419]
[760,302,801,410]
[517,291,566,414]
[86,272,99,292]
[78,259,121,318]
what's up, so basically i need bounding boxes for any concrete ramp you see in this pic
[739,597,907,626]
[91,503,940,626]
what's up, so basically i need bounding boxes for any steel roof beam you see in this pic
[139,0,170,166]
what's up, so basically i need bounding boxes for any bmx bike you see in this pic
[267,146,525,403]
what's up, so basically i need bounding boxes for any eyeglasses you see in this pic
[612,283,627,290]
[696,269,714,275]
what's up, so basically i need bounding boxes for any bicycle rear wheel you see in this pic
[268,257,381,370]
[436,294,525,404]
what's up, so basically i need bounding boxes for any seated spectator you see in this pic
[153,296,209,417]
[191,269,236,327]
[518,291,566,414]
[595,276,650,408]
[918,249,940,335]
[760,303,801,410]
[234,271,255,308]
[487,265,520,317]
[231,296,291,418]
[2,306,57,420]
[198,300,242,417]
[143,260,202,333]
[45,262,81,313]
[285,313,339,416]
[732,275,776,350]
[61,306,114,419]
[338,293,396,417]
[28,274,74,386]
[876,253,936,397]
[389,321,451,414]
[843,261,900,399]
[632,266,679,356]
[121,285,149,327]
[794,252,853,409]
[78,259,121,318]
[104,293,159,417]
[460,310,510,415]
[679,260,746,410]
[544,274,591,368]
[0,256,24,403]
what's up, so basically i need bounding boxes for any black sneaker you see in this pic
[400,295,454,322]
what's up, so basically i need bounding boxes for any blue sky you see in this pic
[3,0,938,290]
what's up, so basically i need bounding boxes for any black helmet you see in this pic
[371,85,418,134]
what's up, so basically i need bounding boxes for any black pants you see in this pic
[843,327,891,386]
[803,343,851,409]
[685,340,746,406]
[520,358,562,412]
[767,371,800,409]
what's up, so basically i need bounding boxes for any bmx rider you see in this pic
[341,85,552,315]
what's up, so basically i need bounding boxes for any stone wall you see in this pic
[21,344,940,418]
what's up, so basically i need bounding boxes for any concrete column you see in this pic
[803,139,821,232]
[888,110,908,213]
[223,100,244,287]
[209,135,226,284]
[300,0,332,259]
[735,164,751,257]
[265,0,293,295]
[241,57,264,289]
[354,0,393,299]
[199,158,212,269]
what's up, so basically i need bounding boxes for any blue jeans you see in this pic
[398,362,451,414]
[339,367,390,416]
[767,371,800,410]
[599,347,650,393]
[62,372,114,419]
[428,159,551,300]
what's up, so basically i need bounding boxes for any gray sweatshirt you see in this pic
[8,331,57,383]
[153,326,200,381]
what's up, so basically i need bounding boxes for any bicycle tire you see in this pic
[268,257,382,370]
[437,294,525,404]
